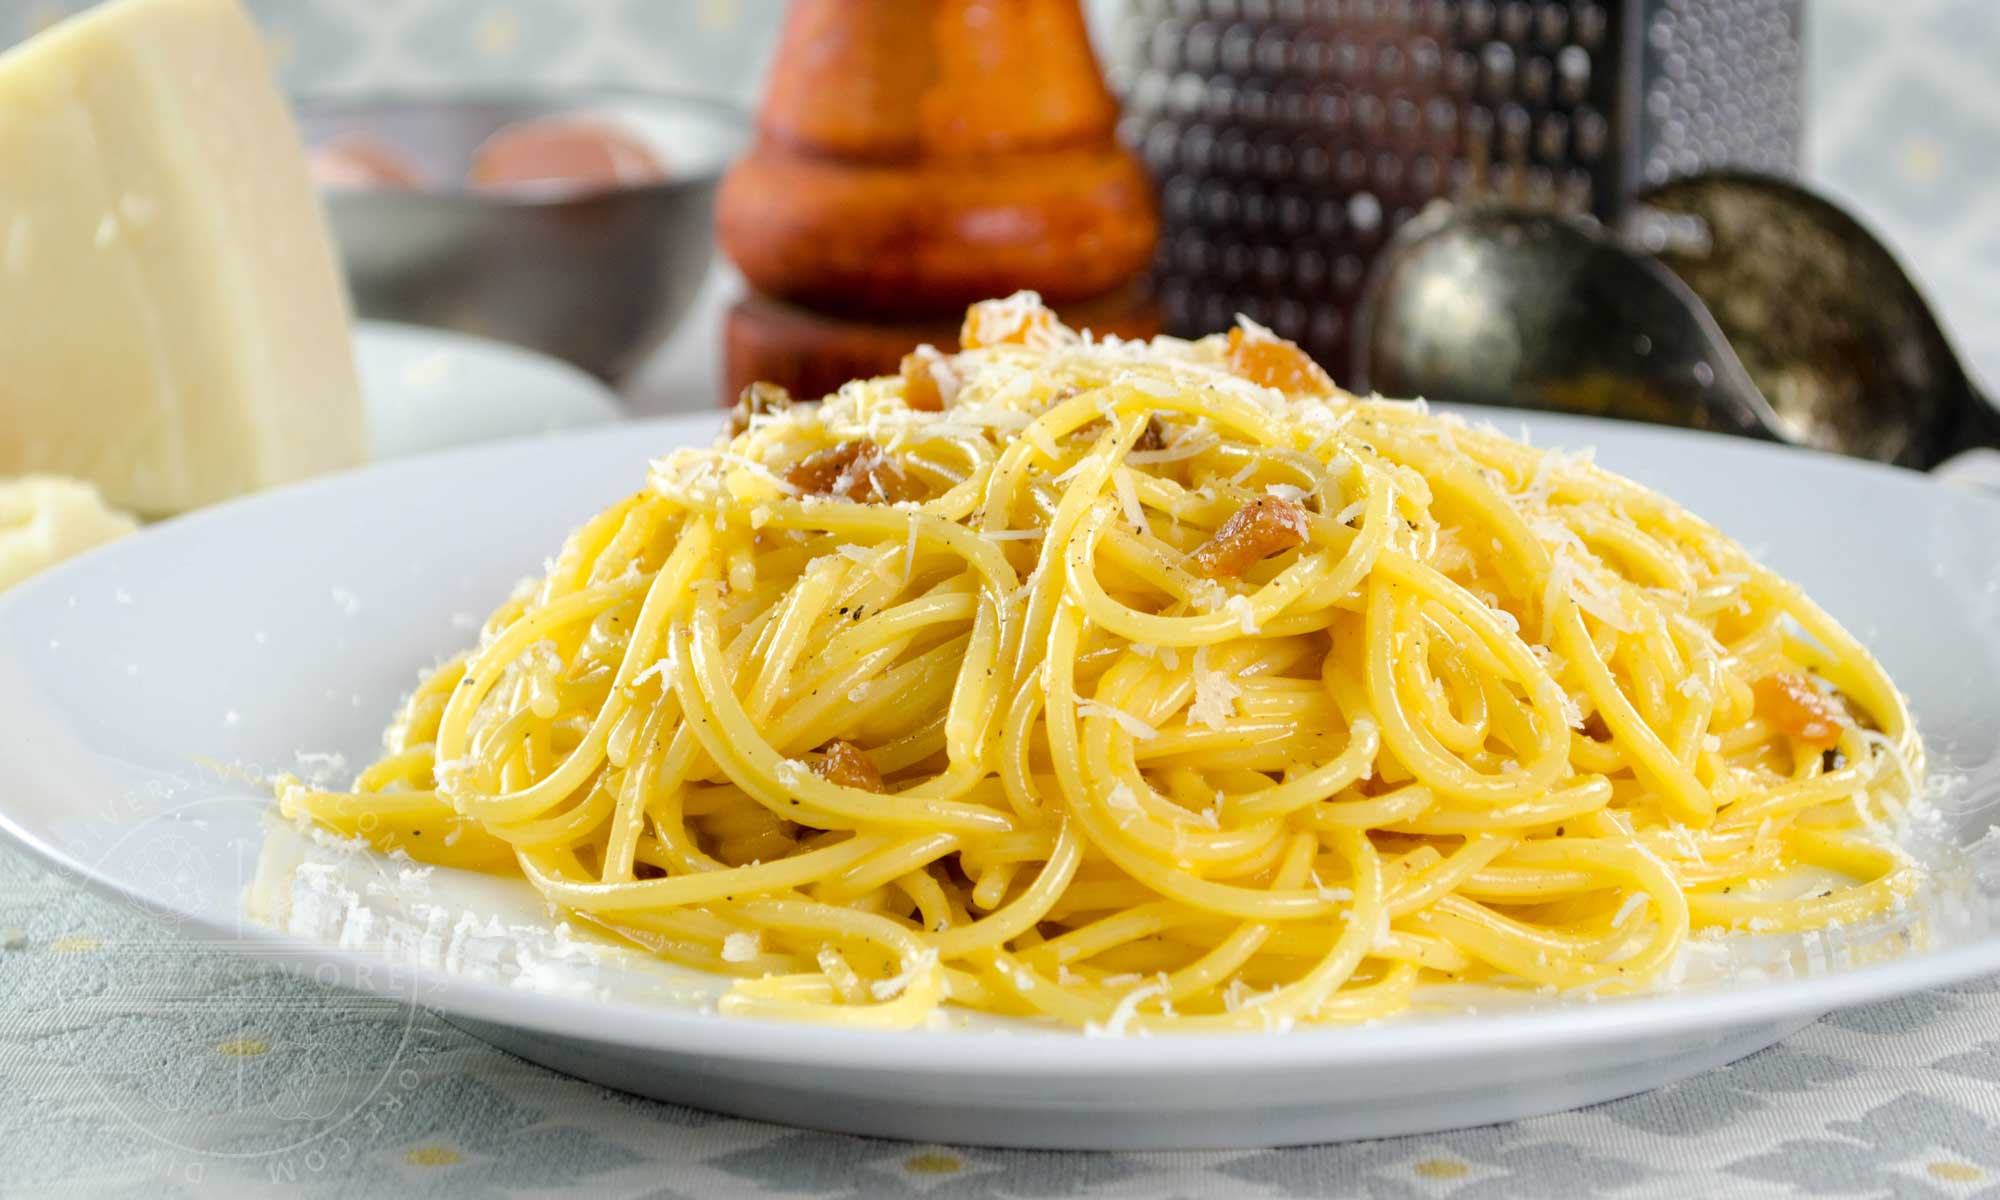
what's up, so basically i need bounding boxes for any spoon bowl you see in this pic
[1353,204,1783,442]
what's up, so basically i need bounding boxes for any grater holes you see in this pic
[1254,27,1293,73]
[1354,94,1386,137]
[1300,143,1334,182]
[1174,233,1212,276]
[1220,242,1253,284]
[1257,137,1296,178]
[1180,121,1216,172]
[1238,81,1274,124]
[1520,55,1552,104]
[1257,246,1290,291]
[1409,37,1441,84]
[1220,24,1256,74]
[1275,84,1311,126]
[1205,77,1239,120]
[1273,299,1309,341]
[1333,252,1367,295]
[1218,129,1254,173]
[1409,152,1443,194]
[1308,309,1343,358]
[1389,97,1421,137]
[1555,45,1591,104]
[1533,3,1567,49]
[1314,197,1346,238]
[1196,292,1233,334]
[1574,3,1606,47]
[1333,38,1366,80]
[1146,19,1185,72]
[1276,192,1312,236]
[1372,151,1404,191]
[1115,0,1796,360]
[1310,89,1348,133]
[1573,107,1607,162]
[1199,180,1239,225]
[1480,41,1516,100]
[1498,103,1532,159]
[1182,21,1220,71]
[1460,0,1494,40]
[1294,247,1329,294]
[1425,97,1456,137]
[1241,189,1271,232]
[1535,111,1568,163]
[1446,49,1479,97]
[1375,44,1406,86]
[1347,193,1382,239]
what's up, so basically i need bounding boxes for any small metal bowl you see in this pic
[298,89,749,383]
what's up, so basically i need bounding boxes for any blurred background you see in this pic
[6,0,1991,411]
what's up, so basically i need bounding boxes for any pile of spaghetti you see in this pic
[285,294,1924,1032]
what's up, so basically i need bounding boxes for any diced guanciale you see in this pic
[728,381,793,437]
[785,440,923,503]
[1225,327,1336,395]
[961,296,1061,349]
[900,350,945,412]
[813,739,884,791]
[1753,672,1848,747]
[1191,496,1311,578]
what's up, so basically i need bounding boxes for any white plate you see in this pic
[354,319,620,459]
[3,413,1999,1150]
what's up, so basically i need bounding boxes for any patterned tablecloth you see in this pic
[5,842,2000,1199]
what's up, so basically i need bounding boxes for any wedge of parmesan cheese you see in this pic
[0,476,138,590]
[0,0,365,515]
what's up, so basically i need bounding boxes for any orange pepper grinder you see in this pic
[717,0,1160,402]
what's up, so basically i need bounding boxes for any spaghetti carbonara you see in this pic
[284,294,1923,1032]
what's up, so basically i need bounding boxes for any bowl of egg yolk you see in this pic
[301,89,749,384]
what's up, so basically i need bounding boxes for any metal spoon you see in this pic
[1353,181,1999,470]
[1351,202,1787,444]
[1634,171,1997,469]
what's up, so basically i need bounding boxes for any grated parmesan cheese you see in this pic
[1189,646,1242,730]
[1127,429,1219,465]
[1076,700,1160,740]
[1224,594,1260,634]
[1087,978,1167,1037]
[870,948,940,1000]
[1113,468,1149,537]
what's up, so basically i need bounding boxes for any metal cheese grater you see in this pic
[1109,0,1804,369]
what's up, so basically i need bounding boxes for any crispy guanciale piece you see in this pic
[961,296,1064,349]
[1191,496,1311,578]
[1225,327,1336,395]
[785,440,924,503]
[1754,672,1848,747]
[900,350,945,412]
[728,381,794,436]
[813,738,884,792]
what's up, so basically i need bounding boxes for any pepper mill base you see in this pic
[722,285,1162,405]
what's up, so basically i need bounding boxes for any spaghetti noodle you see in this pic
[284,293,1923,1032]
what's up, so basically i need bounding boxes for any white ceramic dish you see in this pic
[354,319,620,459]
[3,413,1999,1150]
